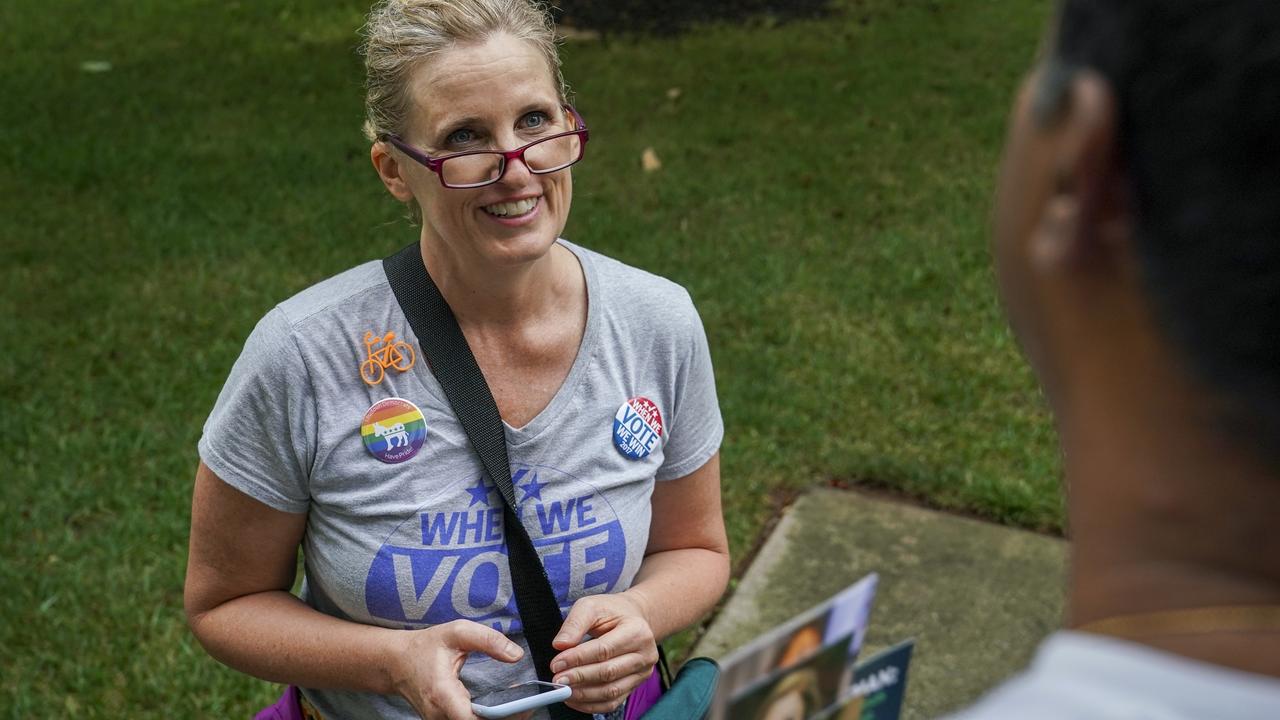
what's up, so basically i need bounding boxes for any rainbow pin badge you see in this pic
[361,397,427,464]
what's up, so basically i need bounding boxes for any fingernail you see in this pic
[554,633,568,644]
[504,642,520,656]
[551,659,566,672]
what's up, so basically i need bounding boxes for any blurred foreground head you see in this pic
[998,0,1280,456]
[993,0,1280,630]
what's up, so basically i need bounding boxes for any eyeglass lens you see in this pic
[440,133,583,187]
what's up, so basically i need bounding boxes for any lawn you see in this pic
[0,0,1056,715]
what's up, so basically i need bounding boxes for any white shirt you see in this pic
[947,631,1280,719]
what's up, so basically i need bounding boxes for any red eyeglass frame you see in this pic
[380,105,590,189]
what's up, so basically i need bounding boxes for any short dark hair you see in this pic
[1053,0,1280,458]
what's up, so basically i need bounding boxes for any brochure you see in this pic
[813,639,916,720]
[709,573,879,720]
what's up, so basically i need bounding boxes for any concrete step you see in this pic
[695,488,1067,718]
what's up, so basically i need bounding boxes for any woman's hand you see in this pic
[391,620,525,720]
[549,593,660,715]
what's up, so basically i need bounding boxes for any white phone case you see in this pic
[471,681,572,719]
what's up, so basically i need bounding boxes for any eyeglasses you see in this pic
[382,106,590,189]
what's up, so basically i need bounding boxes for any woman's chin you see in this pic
[469,212,562,265]
[422,205,565,270]
[474,229,560,267]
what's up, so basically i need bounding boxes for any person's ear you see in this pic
[370,142,415,203]
[1032,70,1130,274]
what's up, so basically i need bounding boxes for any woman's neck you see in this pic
[415,235,577,330]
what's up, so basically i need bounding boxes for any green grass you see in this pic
[1,0,1057,715]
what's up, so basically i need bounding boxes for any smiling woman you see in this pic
[370,31,580,272]
[182,2,731,720]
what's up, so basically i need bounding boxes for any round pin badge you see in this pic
[361,397,427,464]
[612,396,664,460]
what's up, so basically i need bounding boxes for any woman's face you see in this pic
[398,33,573,268]
[759,690,806,720]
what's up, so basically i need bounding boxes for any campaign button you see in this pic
[612,397,664,460]
[361,397,427,464]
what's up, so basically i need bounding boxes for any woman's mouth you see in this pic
[482,197,539,219]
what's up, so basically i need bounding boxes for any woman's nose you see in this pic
[498,151,535,184]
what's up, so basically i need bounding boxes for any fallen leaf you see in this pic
[666,87,682,101]
[641,147,662,173]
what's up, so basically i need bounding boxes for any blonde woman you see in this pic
[183,2,730,718]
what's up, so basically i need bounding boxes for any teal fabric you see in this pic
[641,657,719,720]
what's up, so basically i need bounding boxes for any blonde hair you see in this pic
[359,0,568,143]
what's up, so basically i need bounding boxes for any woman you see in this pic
[752,670,821,720]
[183,1,730,718]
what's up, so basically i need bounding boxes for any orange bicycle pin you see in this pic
[360,330,416,386]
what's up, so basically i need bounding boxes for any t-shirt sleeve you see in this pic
[197,306,316,513]
[656,291,723,481]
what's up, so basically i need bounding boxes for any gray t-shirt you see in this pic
[199,240,723,719]
[947,631,1280,719]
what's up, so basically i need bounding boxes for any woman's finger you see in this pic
[441,690,483,720]
[553,620,655,675]
[566,682,633,712]
[552,597,605,650]
[565,670,651,705]
[405,674,475,720]
[566,684,636,716]
[398,622,522,719]
[437,620,524,662]
[553,650,653,688]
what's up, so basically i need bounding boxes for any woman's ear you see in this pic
[370,142,415,203]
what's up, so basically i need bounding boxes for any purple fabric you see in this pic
[254,675,662,720]
[255,686,305,720]
[623,667,664,720]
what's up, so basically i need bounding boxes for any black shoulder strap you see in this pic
[383,243,589,720]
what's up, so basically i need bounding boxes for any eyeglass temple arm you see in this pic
[566,105,588,134]
[382,134,444,169]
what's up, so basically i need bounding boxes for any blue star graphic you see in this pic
[518,472,546,502]
[466,477,494,507]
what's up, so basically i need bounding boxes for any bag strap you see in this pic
[383,243,590,720]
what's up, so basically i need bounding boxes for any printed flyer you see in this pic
[814,640,916,720]
[709,574,879,720]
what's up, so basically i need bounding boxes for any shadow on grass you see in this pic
[555,0,834,37]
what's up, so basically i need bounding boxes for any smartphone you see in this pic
[470,680,572,719]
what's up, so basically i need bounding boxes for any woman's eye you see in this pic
[446,128,475,146]
[521,112,549,130]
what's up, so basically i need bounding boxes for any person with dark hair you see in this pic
[950,1,1280,717]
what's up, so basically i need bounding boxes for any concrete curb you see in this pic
[696,488,1067,718]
